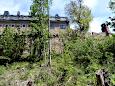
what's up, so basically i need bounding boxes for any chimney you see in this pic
[55,14,60,21]
[17,11,20,16]
[4,11,9,16]
[55,14,60,18]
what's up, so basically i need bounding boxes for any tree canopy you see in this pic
[29,0,50,60]
[109,0,115,12]
[65,0,93,32]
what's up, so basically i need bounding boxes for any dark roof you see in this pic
[50,16,69,22]
[0,11,69,22]
[0,15,32,21]
[0,15,69,22]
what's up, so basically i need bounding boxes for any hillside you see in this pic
[0,30,115,86]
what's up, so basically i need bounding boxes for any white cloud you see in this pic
[50,0,70,16]
[83,0,98,9]
[0,0,31,15]
[0,0,18,14]
[89,17,108,33]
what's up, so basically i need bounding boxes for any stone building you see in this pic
[0,11,31,28]
[0,11,69,30]
[0,11,69,53]
[50,14,69,35]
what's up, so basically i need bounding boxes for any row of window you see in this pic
[0,24,30,28]
[0,24,67,29]
[50,24,67,29]
[60,24,66,29]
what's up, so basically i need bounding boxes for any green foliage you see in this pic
[109,0,115,12]
[65,0,93,32]
[61,31,115,85]
[0,0,52,64]
[108,0,115,29]
[0,28,115,85]
[0,28,15,57]
[0,66,7,75]
[0,27,26,63]
[0,3,115,85]
[50,30,115,85]
[29,0,50,60]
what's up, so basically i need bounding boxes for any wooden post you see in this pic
[48,0,51,67]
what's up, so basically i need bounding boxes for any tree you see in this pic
[0,27,26,63]
[30,0,52,63]
[108,0,115,30]
[65,0,93,32]
[109,0,115,12]
[0,27,15,58]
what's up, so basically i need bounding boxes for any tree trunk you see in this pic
[96,69,110,86]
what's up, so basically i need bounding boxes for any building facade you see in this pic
[0,11,69,53]
[0,11,69,30]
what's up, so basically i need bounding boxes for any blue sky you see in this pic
[0,0,114,33]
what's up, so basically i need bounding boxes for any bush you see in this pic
[57,31,115,85]
[0,27,26,63]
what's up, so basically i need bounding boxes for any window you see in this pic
[5,25,8,27]
[0,24,2,27]
[23,25,26,27]
[12,25,15,27]
[60,24,66,29]
[28,25,31,27]
[50,24,55,29]
[55,24,59,27]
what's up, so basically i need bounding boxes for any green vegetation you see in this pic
[0,29,115,85]
[0,0,115,86]
[109,0,115,12]
[0,27,26,64]
[29,0,50,61]
[65,0,93,32]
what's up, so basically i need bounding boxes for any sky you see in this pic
[0,0,114,33]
